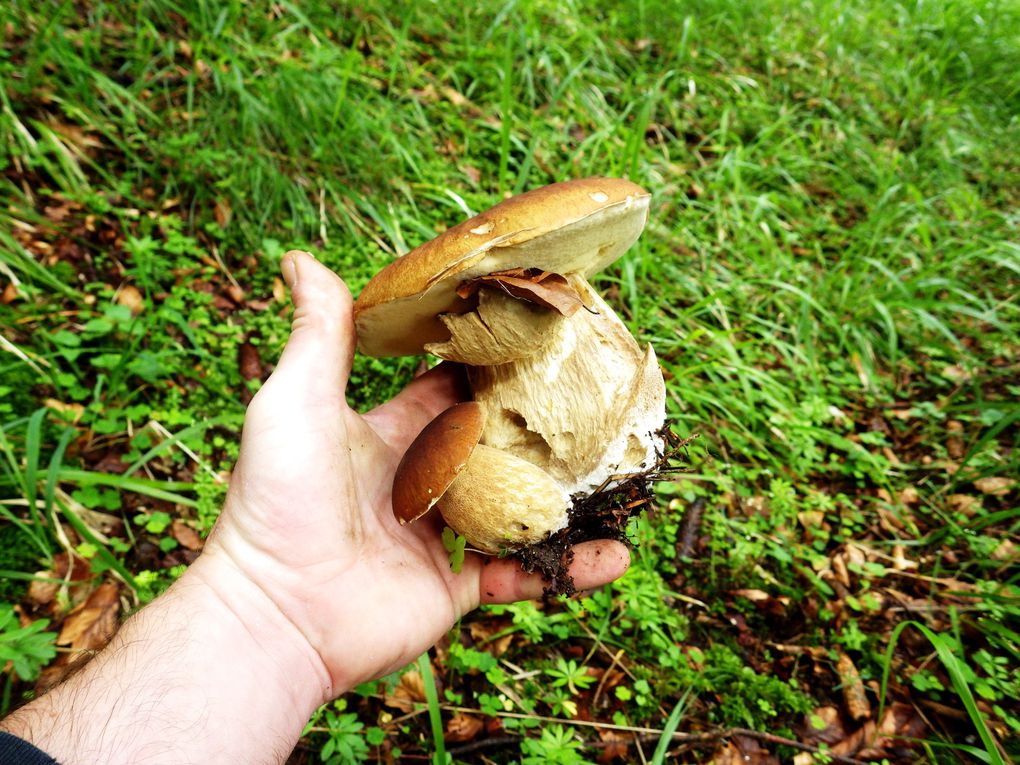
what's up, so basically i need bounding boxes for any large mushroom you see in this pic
[354,177,667,555]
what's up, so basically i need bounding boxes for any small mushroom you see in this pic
[393,402,569,554]
[356,178,666,552]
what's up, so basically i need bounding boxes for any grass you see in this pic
[1,0,1019,762]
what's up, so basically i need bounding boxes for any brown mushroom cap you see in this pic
[391,401,486,524]
[354,177,650,358]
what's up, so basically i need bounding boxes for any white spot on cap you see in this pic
[589,191,609,203]
[470,221,495,235]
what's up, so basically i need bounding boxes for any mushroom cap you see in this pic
[392,401,486,524]
[354,177,651,358]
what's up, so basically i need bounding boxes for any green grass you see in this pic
[1,0,1019,762]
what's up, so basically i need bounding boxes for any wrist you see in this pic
[183,550,334,711]
[0,552,332,765]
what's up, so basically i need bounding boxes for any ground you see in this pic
[0,1,1018,763]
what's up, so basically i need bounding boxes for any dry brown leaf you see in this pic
[440,86,470,108]
[383,669,427,713]
[596,729,630,762]
[27,572,59,608]
[797,509,825,529]
[712,736,779,765]
[800,705,848,745]
[460,270,585,317]
[892,545,917,571]
[946,420,965,459]
[43,398,85,423]
[116,284,144,315]
[831,552,851,588]
[238,342,263,381]
[974,476,1015,496]
[272,276,287,303]
[947,493,981,516]
[731,589,770,602]
[445,713,483,743]
[836,652,870,722]
[226,284,246,304]
[1,282,18,304]
[942,364,971,382]
[52,552,93,583]
[991,538,1015,562]
[214,198,232,228]
[171,520,204,551]
[56,582,120,653]
[898,486,920,505]
[830,720,876,757]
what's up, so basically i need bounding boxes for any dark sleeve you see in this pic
[0,732,61,765]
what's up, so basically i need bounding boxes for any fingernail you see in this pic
[281,251,301,287]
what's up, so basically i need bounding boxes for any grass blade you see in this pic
[418,652,447,765]
[651,689,691,765]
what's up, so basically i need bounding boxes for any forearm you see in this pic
[0,554,330,765]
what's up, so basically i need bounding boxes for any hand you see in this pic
[200,250,630,699]
[0,251,630,765]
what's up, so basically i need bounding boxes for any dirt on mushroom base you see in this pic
[510,428,697,597]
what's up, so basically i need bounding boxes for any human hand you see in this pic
[198,250,630,701]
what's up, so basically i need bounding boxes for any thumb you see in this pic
[274,250,356,395]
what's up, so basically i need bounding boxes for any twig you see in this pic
[591,647,625,709]
[442,723,871,765]
[448,735,519,757]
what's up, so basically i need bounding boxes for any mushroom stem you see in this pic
[467,280,666,496]
[437,444,570,554]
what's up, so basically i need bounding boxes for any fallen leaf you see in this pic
[56,582,120,653]
[731,589,771,602]
[214,198,232,228]
[596,729,629,762]
[836,652,870,722]
[459,269,585,317]
[897,486,920,505]
[974,476,1014,496]
[891,545,917,571]
[116,284,145,315]
[445,713,483,743]
[797,510,825,529]
[947,493,981,516]
[712,736,779,765]
[799,705,847,745]
[383,669,427,713]
[27,572,59,608]
[226,284,246,305]
[946,420,965,459]
[941,364,971,382]
[238,342,263,381]
[440,86,470,108]
[830,720,876,757]
[991,538,1015,562]
[272,276,287,303]
[43,398,85,423]
[857,703,926,759]
[1,282,18,304]
[171,520,204,551]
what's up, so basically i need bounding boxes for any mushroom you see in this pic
[392,401,570,554]
[354,177,666,553]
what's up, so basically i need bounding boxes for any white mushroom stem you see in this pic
[425,290,559,366]
[437,443,570,554]
[449,280,667,496]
